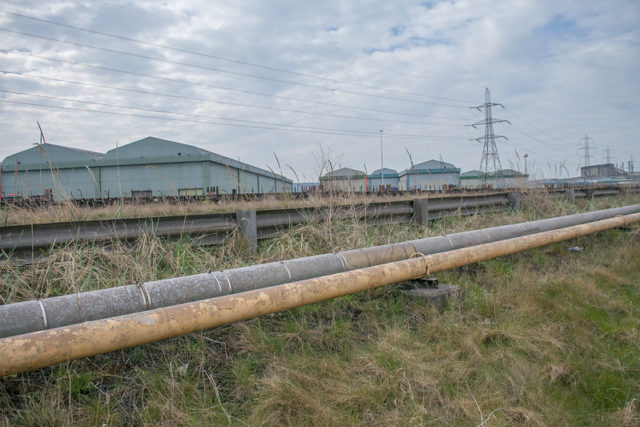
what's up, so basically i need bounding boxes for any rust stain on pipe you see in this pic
[1,212,638,377]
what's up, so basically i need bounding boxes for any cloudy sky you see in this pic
[1,0,638,181]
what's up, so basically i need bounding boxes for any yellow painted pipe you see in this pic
[1,212,638,376]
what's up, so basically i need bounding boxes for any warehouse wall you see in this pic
[322,178,368,192]
[2,138,293,200]
[461,175,528,190]
[100,162,206,198]
[1,167,99,200]
[209,163,240,194]
[368,176,399,191]
[238,169,259,193]
[399,172,460,190]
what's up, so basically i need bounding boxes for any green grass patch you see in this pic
[1,195,640,424]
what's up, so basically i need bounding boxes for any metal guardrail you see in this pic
[0,193,512,257]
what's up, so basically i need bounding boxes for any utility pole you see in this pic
[579,134,595,166]
[469,88,510,188]
[379,129,384,189]
[603,147,614,164]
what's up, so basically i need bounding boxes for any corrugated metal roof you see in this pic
[44,143,105,159]
[369,168,398,177]
[413,159,456,170]
[1,143,104,170]
[101,137,290,182]
[102,137,210,159]
[323,167,366,178]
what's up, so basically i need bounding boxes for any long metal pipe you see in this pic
[1,204,639,338]
[1,212,638,376]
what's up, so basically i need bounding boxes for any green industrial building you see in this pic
[1,137,292,200]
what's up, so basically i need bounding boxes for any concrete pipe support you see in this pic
[0,204,639,338]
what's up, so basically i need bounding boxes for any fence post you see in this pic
[236,210,257,254]
[413,198,429,225]
[507,192,522,210]
[584,188,594,199]
[564,189,576,204]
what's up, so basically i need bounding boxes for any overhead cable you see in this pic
[0,98,467,140]
[0,27,469,108]
[0,8,473,105]
[8,51,462,119]
[4,71,468,126]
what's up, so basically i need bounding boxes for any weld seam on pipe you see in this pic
[221,271,233,294]
[37,300,48,330]
[209,271,223,295]
[337,253,349,269]
[137,283,152,310]
[280,262,292,280]
[1,213,638,376]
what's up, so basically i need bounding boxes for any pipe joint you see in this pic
[37,299,48,330]
[137,282,152,310]
[409,251,431,276]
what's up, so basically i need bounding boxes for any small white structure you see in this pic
[398,159,460,191]
[320,167,368,192]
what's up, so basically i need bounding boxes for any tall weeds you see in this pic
[1,193,639,425]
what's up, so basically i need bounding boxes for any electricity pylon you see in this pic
[579,134,595,166]
[470,88,510,187]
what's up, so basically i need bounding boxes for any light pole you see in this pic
[524,153,528,175]
[380,129,384,190]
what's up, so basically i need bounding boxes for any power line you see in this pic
[0,8,473,105]
[0,89,393,135]
[0,27,470,109]
[4,71,467,127]
[508,125,568,155]
[9,51,471,120]
[0,95,468,140]
[504,107,577,150]
[504,106,555,139]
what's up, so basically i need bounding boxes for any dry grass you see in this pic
[0,193,639,425]
[3,189,521,226]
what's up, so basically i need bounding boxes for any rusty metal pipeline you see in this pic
[1,204,638,339]
[0,212,638,377]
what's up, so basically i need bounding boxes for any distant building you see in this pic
[292,182,319,193]
[1,143,104,201]
[1,136,292,200]
[320,167,368,192]
[368,168,399,191]
[398,159,460,191]
[580,163,624,179]
[460,169,528,189]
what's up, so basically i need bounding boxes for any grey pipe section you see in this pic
[1,204,638,338]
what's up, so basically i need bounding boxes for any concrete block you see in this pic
[402,284,463,308]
